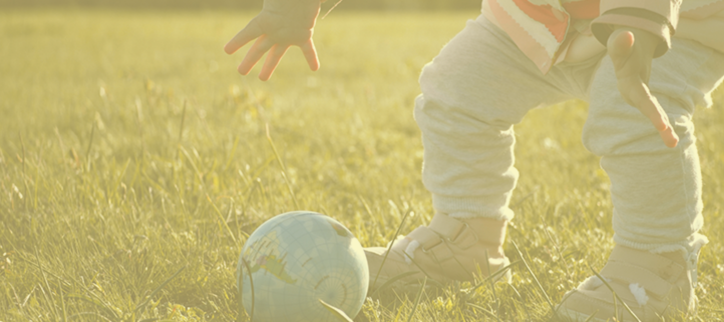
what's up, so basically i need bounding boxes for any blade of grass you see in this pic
[8,283,26,316]
[20,133,28,209]
[319,299,354,322]
[588,264,641,322]
[466,260,520,294]
[542,220,571,277]
[446,246,475,281]
[265,123,299,209]
[485,250,502,322]
[224,136,240,171]
[33,156,39,210]
[401,250,434,281]
[206,193,238,245]
[58,278,67,322]
[134,265,187,314]
[405,276,426,322]
[66,295,120,321]
[467,303,500,320]
[512,241,555,313]
[371,209,411,289]
[85,122,95,163]
[178,145,237,243]
[584,311,600,322]
[505,283,531,322]
[178,99,187,142]
[240,257,255,322]
[357,194,374,219]
[15,252,72,288]
[54,127,68,173]
[21,285,36,308]
[34,247,59,320]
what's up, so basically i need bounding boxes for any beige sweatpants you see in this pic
[415,14,724,253]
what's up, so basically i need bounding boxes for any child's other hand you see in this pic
[608,27,679,148]
[224,0,321,81]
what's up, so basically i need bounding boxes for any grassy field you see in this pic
[1,9,723,321]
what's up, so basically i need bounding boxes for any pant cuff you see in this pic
[432,194,515,221]
[613,232,708,255]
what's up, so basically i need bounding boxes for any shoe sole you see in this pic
[369,265,512,293]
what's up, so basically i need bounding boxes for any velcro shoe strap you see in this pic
[608,246,684,282]
[406,226,456,262]
[429,214,478,249]
[407,226,444,252]
[600,261,672,298]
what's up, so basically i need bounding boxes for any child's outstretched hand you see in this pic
[607,27,679,148]
[224,0,321,81]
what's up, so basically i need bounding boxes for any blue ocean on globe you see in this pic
[237,211,369,322]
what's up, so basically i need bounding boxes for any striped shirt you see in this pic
[485,0,724,73]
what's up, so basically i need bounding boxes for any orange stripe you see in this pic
[489,0,555,73]
[511,0,569,42]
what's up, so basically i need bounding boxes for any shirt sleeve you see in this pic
[591,0,683,57]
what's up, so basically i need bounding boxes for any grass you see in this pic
[1,8,723,321]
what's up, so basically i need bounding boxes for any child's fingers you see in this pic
[644,95,679,148]
[659,125,679,148]
[301,39,320,71]
[238,36,273,75]
[628,83,679,148]
[608,28,676,147]
[225,17,263,55]
[607,30,634,69]
[259,45,290,81]
[631,83,667,131]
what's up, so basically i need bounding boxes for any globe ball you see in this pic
[237,211,369,322]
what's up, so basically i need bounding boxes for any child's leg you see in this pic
[366,14,601,288]
[558,39,724,321]
[415,15,598,222]
[584,38,724,254]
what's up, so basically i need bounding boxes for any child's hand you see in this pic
[608,27,679,148]
[224,0,321,81]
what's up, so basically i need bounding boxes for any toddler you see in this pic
[225,0,724,320]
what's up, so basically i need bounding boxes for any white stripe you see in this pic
[495,0,563,57]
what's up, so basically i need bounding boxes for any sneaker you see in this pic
[365,213,511,290]
[556,244,704,321]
